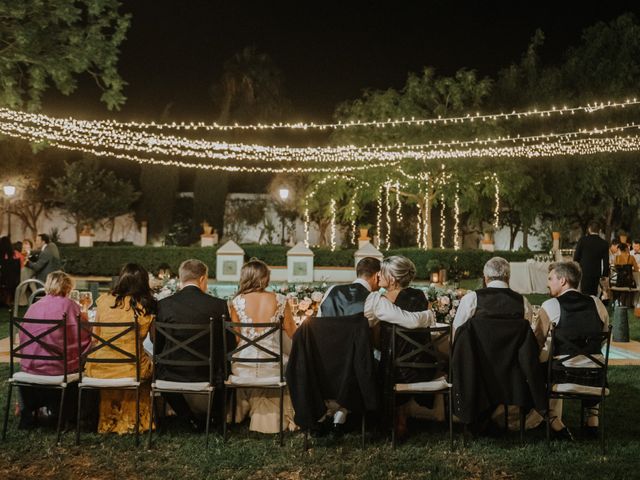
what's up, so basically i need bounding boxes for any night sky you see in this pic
[43,1,640,123]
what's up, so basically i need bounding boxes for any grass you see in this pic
[0,365,639,479]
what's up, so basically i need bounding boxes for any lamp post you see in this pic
[2,184,16,237]
[278,188,290,245]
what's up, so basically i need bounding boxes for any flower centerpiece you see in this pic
[422,284,467,324]
[275,283,328,324]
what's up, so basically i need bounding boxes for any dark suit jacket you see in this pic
[28,242,62,282]
[155,285,233,384]
[286,313,379,429]
[573,234,609,279]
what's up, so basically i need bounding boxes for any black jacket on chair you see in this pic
[155,285,233,385]
[319,282,370,317]
[286,313,378,430]
[451,315,546,424]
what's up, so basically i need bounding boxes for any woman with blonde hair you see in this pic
[19,271,90,428]
[228,258,297,434]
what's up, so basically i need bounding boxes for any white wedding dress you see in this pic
[229,293,296,433]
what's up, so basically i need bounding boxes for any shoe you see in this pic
[329,422,345,440]
[551,426,574,441]
[310,417,332,438]
[582,425,599,439]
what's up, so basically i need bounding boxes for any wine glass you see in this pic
[288,296,299,315]
[69,290,80,304]
[79,291,93,312]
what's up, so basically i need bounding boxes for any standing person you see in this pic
[0,236,20,306]
[632,239,640,264]
[155,259,233,430]
[87,263,156,434]
[614,242,639,272]
[17,238,37,306]
[573,222,609,296]
[25,233,62,283]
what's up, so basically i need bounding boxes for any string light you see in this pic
[384,181,392,250]
[416,181,424,249]
[376,184,383,249]
[350,189,359,246]
[493,173,501,229]
[454,183,461,251]
[1,97,637,132]
[422,173,430,249]
[303,205,310,248]
[440,193,446,249]
[394,180,403,222]
[330,199,337,252]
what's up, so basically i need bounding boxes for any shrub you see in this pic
[59,245,535,279]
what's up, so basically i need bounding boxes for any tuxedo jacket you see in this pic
[155,286,233,384]
[573,234,609,279]
[28,242,62,283]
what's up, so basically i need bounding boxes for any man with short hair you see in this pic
[538,261,609,440]
[155,259,233,430]
[573,221,609,296]
[25,233,62,283]
[453,256,534,336]
[632,239,640,264]
[318,257,381,317]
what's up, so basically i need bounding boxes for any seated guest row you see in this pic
[13,255,608,444]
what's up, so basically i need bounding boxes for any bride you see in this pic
[228,259,297,433]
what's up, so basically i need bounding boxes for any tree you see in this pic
[138,164,180,241]
[0,0,129,110]
[49,158,139,241]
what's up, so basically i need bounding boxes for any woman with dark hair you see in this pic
[86,263,156,434]
[227,258,297,434]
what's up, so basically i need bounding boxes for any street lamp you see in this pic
[278,188,290,245]
[3,184,16,237]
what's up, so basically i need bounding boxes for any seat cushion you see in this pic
[395,376,451,392]
[226,375,285,387]
[11,371,79,386]
[552,383,610,396]
[153,380,213,392]
[79,377,139,388]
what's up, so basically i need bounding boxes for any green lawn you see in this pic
[0,365,638,479]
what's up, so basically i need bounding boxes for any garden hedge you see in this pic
[59,245,536,279]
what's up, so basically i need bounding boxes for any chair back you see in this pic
[78,315,140,382]
[12,279,45,317]
[152,317,214,384]
[610,264,635,288]
[9,314,69,381]
[391,323,451,381]
[222,315,284,382]
[547,325,612,392]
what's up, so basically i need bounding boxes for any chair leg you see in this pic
[391,392,396,449]
[75,387,83,446]
[361,413,365,449]
[545,409,551,449]
[205,390,213,448]
[519,407,525,444]
[279,387,284,447]
[147,389,155,449]
[222,388,228,442]
[135,387,140,447]
[600,398,606,455]
[448,392,454,451]
[2,383,13,440]
[56,387,66,445]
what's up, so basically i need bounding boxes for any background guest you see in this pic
[25,233,62,283]
[573,222,610,296]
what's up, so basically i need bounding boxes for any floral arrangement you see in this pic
[152,277,179,300]
[421,284,466,324]
[274,283,327,323]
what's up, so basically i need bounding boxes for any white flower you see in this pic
[453,299,460,307]
[440,296,450,306]
[296,285,305,292]
[449,307,456,317]
[311,291,324,303]
[299,299,312,311]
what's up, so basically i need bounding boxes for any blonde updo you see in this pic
[380,255,416,289]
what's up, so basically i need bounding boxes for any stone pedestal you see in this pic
[480,241,495,252]
[201,233,218,247]
[354,241,383,268]
[216,240,245,282]
[78,234,94,248]
[287,242,314,283]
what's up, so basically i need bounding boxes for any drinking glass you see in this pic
[79,291,93,311]
[69,290,80,304]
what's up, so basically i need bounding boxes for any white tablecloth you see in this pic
[509,261,550,295]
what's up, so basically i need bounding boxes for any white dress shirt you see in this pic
[452,280,533,336]
[317,278,371,317]
[538,288,609,364]
[364,291,435,329]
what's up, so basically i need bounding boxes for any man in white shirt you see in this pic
[453,256,534,337]
[538,261,609,440]
[632,239,640,264]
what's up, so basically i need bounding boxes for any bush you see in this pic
[59,245,535,278]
